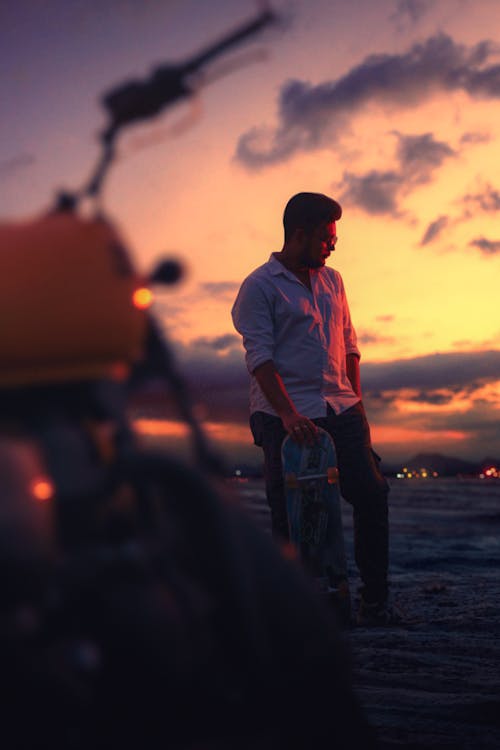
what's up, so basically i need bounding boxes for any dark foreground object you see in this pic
[1,449,377,749]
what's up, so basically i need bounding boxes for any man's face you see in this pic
[299,221,338,269]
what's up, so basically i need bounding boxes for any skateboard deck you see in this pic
[282,426,350,621]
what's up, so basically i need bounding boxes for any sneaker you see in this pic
[356,597,407,627]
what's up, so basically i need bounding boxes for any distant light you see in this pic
[30,477,55,501]
[235,469,242,477]
[396,473,405,479]
[133,287,154,309]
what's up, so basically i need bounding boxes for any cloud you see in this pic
[404,390,456,406]
[165,341,500,427]
[367,378,500,461]
[390,0,434,27]
[189,333,241,352]
[339,131,455,215]
[340,170,402,215]
[235,33,500,169]
[358,329,397,346]
[453,332,500,349]
[177,340,500,397]
[361,349,500,392]
[461,182,500,214]
[395,131,455,181]
[468,237,500,255]
[198,281,240,298]
[420,181,500,247]
[360,352,500,459]
[459,131,491,145]
[153,279,241,331]
[139,342,500,460]
[0,153,35,178]
[171,335,249,423]
[419,215,449,245]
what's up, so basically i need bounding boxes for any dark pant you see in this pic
[250,402,390,603]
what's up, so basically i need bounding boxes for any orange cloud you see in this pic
[133,419,188,438]
[133,418,250,444]
[371,425,468,445]
[135,418,469,452]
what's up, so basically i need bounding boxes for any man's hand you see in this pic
[253,360,317,444]
[282,413,318,446]
[346,352,362,398]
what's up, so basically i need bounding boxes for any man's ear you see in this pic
[293,227,306,244]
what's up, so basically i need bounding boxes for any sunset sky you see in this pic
[2,0,500,466]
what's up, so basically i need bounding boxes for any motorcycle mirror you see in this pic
[149,258,183,285]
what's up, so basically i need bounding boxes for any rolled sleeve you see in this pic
[341,280,361,359]
[231,277,274,374]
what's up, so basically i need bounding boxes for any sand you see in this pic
[234,477,500,749]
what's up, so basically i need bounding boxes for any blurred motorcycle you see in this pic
[0,7,377,749]
[0,3,277,548]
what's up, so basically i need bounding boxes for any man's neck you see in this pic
[274,251,311,288]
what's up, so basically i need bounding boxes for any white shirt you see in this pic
[231,254,361,418]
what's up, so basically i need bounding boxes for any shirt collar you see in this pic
[268,252,294,277]
[268,253,286,276]
[268,252,323,281]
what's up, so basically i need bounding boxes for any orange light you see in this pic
[109,362,130,382]
[280,541,299,562]
[30,477,55,501]
[132,287,153,310]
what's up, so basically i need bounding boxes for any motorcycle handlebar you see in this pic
[102,7,275,137]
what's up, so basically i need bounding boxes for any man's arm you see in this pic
[346,353,361,399]
[253,360,317,445]
[339,271,361,399]
[232,277,316,444]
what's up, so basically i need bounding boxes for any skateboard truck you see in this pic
[285,466,339,488]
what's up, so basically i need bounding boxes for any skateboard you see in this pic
[282,426,351,623]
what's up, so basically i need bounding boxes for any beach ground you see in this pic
[233,477,500,750]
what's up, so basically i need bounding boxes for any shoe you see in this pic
[356,597,407,627]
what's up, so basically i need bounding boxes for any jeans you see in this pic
[250,402,390,603]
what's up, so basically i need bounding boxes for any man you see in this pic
[232,192,400,626]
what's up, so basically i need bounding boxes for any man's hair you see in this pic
[283,193,342,241]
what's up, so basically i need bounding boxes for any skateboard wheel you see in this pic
[285,472,298,488]
[327,467,339,484]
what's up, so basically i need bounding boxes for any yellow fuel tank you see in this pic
[0,212,148,387]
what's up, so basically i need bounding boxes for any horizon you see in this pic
[132,413,500,473]
[2,0,500,460]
